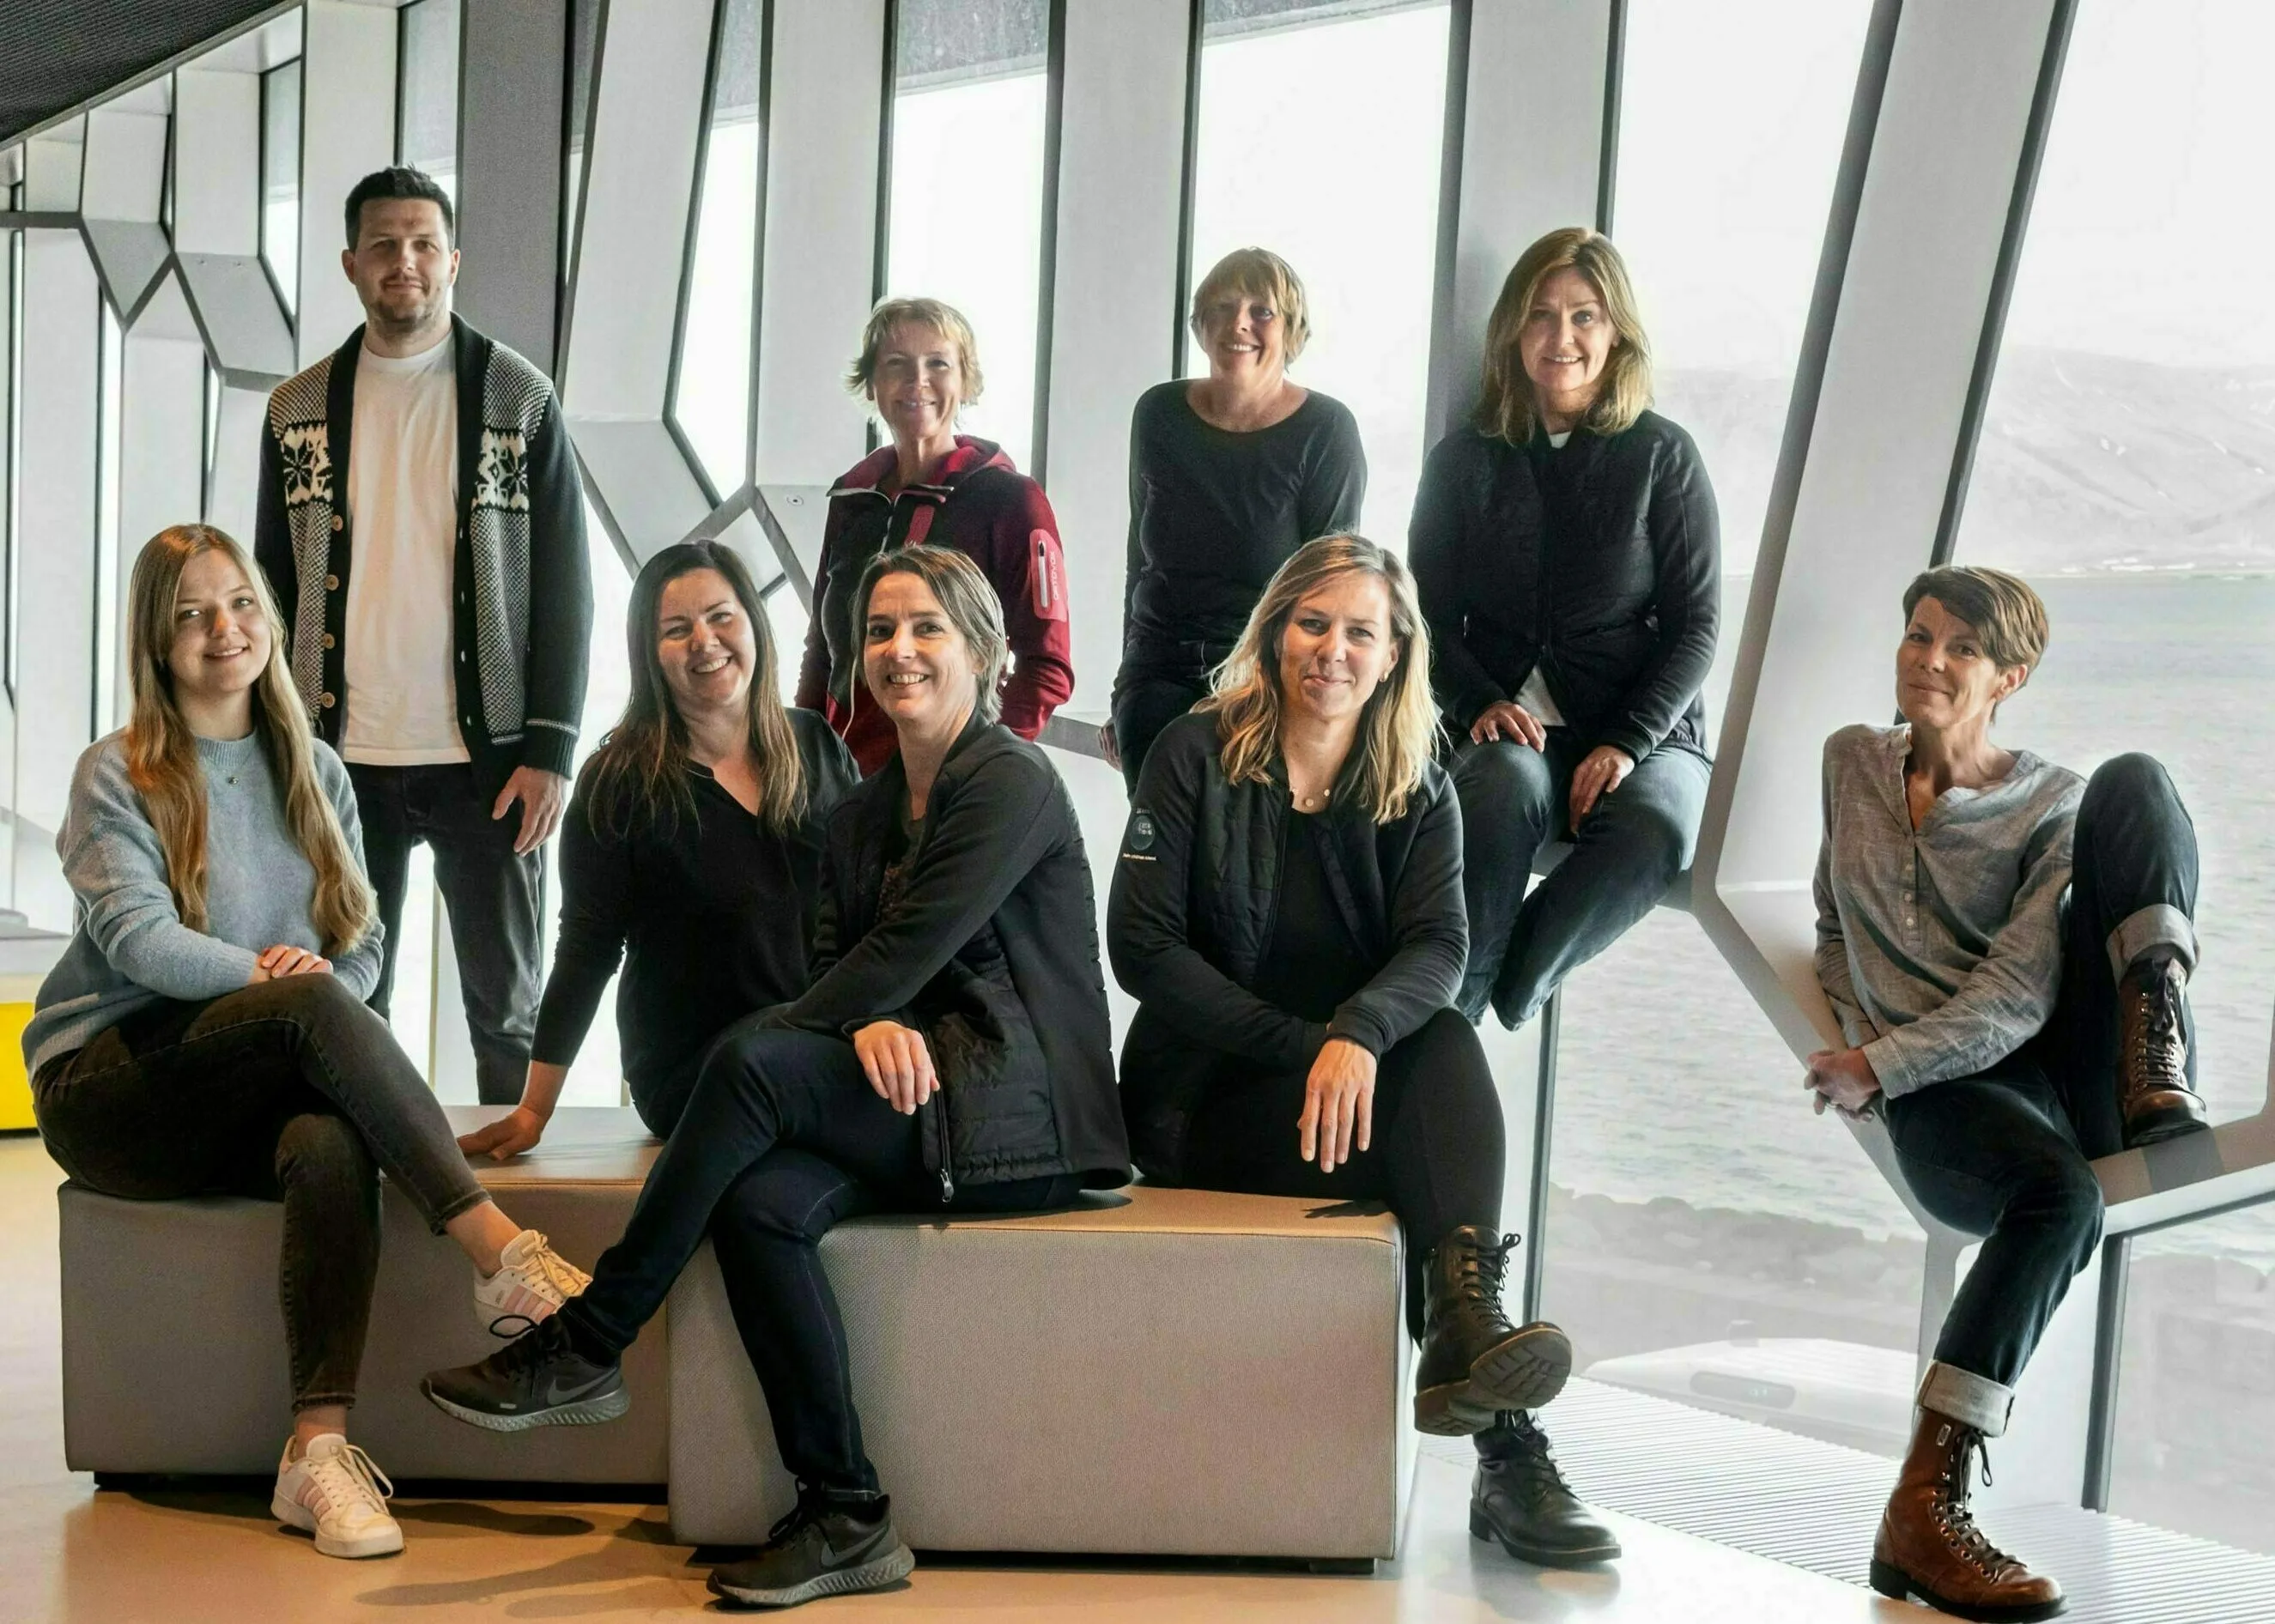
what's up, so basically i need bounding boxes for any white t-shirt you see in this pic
[1516,430,1574,728]
[343,333,468,765]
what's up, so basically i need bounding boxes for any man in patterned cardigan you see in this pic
[254,166,590,1106]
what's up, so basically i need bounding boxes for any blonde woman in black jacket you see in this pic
[426,545,1129,1609]
[1412,227,1718,1030]
[1110,534,1616,1570]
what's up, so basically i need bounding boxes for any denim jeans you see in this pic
[1451,730,1709,1026]
[562,1021,1076,1494]
[32,975,491,1409]
[349,762,545,1105]
[1180,1007,1506,1342]
[1884,754,2199,1413]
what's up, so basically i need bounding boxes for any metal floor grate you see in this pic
[1423,1379,2275,1622]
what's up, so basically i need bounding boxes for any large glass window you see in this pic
[1186,0,1451,546]
[883,0,1049,472]
[260,60,301,316]
[1613,0,1874,729]
[1948,0,2275,1538]
[1534,0,1901,1454]
[1952,0,2275,1120]
[94,305,123,734]
[398,0,461,198]
[671,0,762,495]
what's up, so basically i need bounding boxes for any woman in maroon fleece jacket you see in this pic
[797,297,1074,774]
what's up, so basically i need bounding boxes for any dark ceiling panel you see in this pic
[0,1,284,146]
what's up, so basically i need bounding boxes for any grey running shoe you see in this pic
[421,1316,627,1432]
[707,1494,915,1609]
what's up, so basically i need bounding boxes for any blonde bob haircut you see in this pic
[124,524,375,955]
[851,544,1010,725]
[845,296,985,406]
[1189,247,1311,363]
[1200,534,1437,824]
[1476,226,1652,445]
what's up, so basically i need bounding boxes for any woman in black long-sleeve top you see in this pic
[427,544,1128,1609]
[1412,227,1718,1030]
[458,542,858,1164]
[1106,248,1367,793]
[1111,533,1617,1571]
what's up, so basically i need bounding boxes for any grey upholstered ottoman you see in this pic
[665,1185,1412,1559]
[58,1105,668,1483]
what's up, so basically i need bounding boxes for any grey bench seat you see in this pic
[666,1185,1412,1560]
[57,1105,670,1483]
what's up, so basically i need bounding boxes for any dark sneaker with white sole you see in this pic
[707,1494,916,1609]
[421,1316,628,1432]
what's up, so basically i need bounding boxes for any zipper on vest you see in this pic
[931,1093,956,1205]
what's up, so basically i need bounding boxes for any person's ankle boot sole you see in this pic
[1870,1557,2067,1622]
[1470,1504,1621,1567]
[1415,1324,1571,1436]
[707,1544,915,1607]
[2125,1093,2210,1148]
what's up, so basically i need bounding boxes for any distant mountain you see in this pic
[1656,348,2275,575]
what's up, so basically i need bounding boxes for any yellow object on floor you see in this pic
[0,990,34,1132]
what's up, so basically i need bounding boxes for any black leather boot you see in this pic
[1471,1410,1621,1566]
[2119,951,2208,1148]
[1413,1227,1571,1436]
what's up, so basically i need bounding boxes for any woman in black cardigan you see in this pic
[1411,227,1718,1029]
[457,541,858,1164]
[1111,534,1616,1571]
[426,545,1129,1609]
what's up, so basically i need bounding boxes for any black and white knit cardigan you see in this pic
[253,316,592,794]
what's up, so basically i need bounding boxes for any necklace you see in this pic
[1294,787,1326,811]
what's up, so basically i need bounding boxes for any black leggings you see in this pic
[1180,1008,1505,1340]
[561,1020,1078,1495]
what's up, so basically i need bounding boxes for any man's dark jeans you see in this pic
[32,976,490,1409]
[561,1022,1077,1495]
[349,762,544,1105]
[1884,753,2199,1393]
[1452,730,1708,1027]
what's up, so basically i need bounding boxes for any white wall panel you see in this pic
[298,0,400,366]
[172,69,264,257]
[1040,0,1190,704]
[81,107,169,222]
[207,385,272,542]
[752,0,888,490]
[15,233,101,871]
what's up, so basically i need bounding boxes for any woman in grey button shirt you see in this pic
[1807,564,2207,1623]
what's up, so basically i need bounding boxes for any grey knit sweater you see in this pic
[23,730,385,1076]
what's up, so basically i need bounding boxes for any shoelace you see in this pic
[1938,1434,2017,1579]
[2129,974,2188,1088]
[1495,1413,1578,1502]
[510,1233,591,1304]
[1455,1233,1520,1305]
[491,1318,573,1376]
[306,1442,394,1518]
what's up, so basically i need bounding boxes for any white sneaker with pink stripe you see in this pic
[272,1433,402,1559]
[474,1228,591,1340]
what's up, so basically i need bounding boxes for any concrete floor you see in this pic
[0,1133,1924,1622]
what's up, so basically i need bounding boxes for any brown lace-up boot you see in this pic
[2119,951,2208,1148]
[1870,1409,2065,1621]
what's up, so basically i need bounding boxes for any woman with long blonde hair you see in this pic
[1410,225,1719,1033]
[1107,534,1616,1571]
[23,524,593,1565]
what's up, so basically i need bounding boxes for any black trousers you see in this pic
[1884,754,2199,1395]
[1180,1008,1505,1342]
[1451,731,1708,1027]
[1109,645,1229,797]
[561,1021,1077,1495]
[32,977,490,1409]
[349,762,545,1105]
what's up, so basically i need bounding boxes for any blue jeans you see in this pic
[1885,754,2198,1409]
[1451,731,1708,1027]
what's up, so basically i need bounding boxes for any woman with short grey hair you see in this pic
[1811,563,2207,1621]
